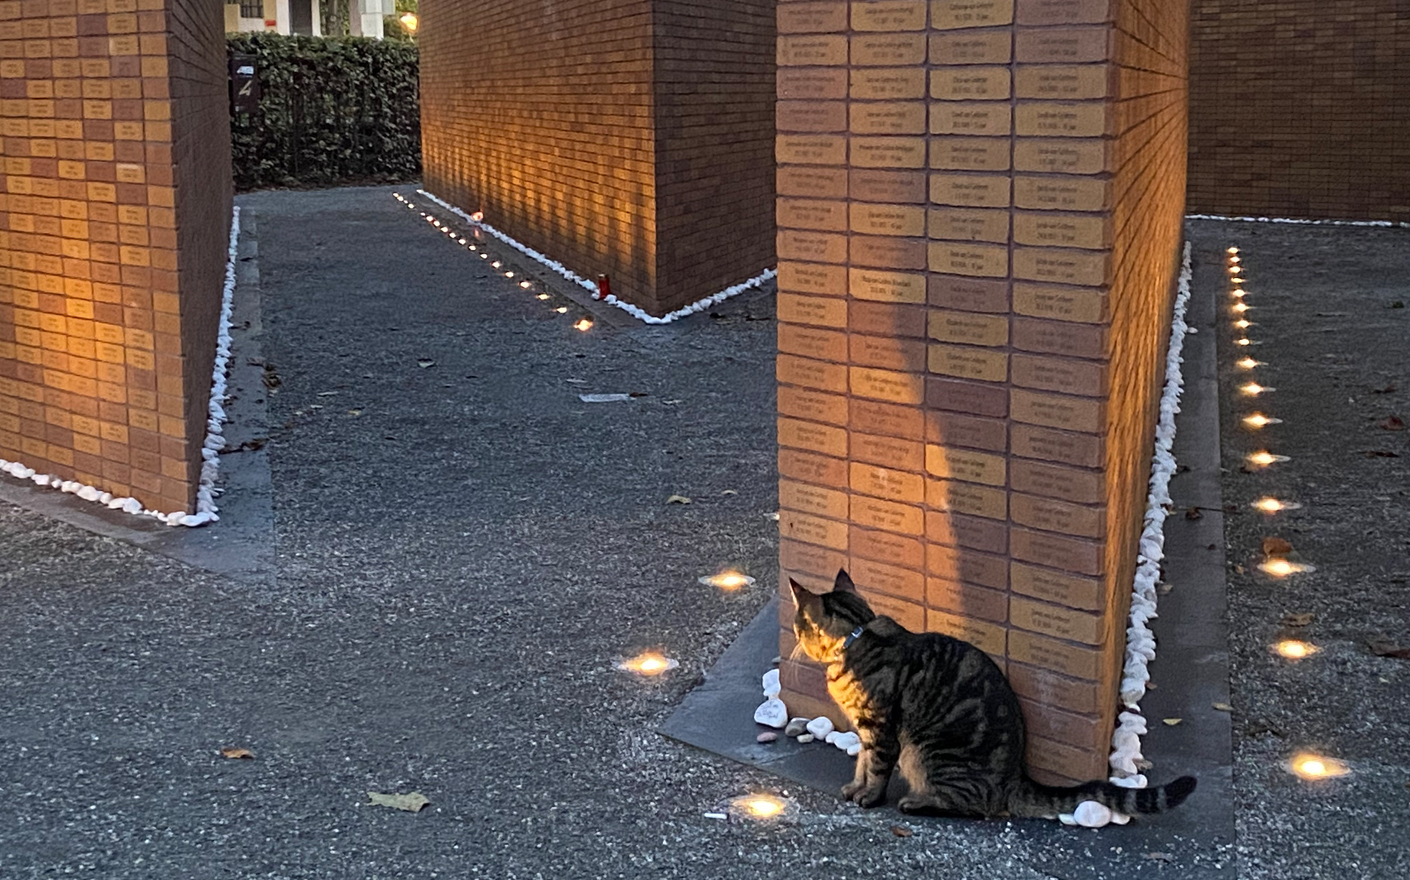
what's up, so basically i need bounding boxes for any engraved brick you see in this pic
[1010,459,1102,504]
[928,344,1008,382]
[779,261,849,296]
[928,543,1009,589]
[850,235,928,270]
[852,525,926,570]
[851,301,928,337]
[1013,212,1110,250]
[928,310,1009,346]
[1018,697,1107,750]
[1012,282,1107,323]
[850,102,927,135]
[930,102,1012,136]
[931,67,1012,101]
[851,461,925,504]
[930,29,1012,65]
[778,35,849,66]
[850,267,927,303]
[778,166,850,198]
[928,275,1010,312]
[778,198,849,232]
[851,366,925,404]
[928,207,1011,244]
[927,478,1008,519]
[926,577,1008,622]
[925,445,1007,485]
[851,33,927,66]
[778,1,850,33]
[927,376,1009,417]
[777,134,848,165]
[850,203,926,237]
[932,0,1016,30]
[851,136,927,168]
[852,432,925,471]
[780,478,851,519]
[1011,493,1104,539]
[850,169,928,203]
[778,292,848,328]
[778,230,849,265]
[778,100,847,133]
[1008,629,1103,680]
[779,448,849,487]
[1016,102,1109,138]
[852,0,928,32]
[1008,663,1101,714]
[1014,175,1111,212]
[778,353,849,393]
[850,333,927,371]
[778,415,850,457]
[1027,734,1108,783]
[779,386,850,426]
[1015,0,1111,25]
[1011,353,1107,396]
[861,588,925,631]
[926,411,1007,451]
[1013,246,1110,286]
[928,241,1009,278]
[1011,527,1102,576]
[850,557,925,604]
[1015,65,1109,100]
[851,494,924,535]
[783,538,848,579]
[780,509,851,550]
[930,173,1012,208]
[1013,138,1109,175]
[1012,423,1103,467]
[778,67,851,100]
[1011,561,1103,611]
[927,609,1007,654]
[851,397,924,439]
[851,67,927,100]
[1012,389,1103,432]
[1012,317,1107,358]
[1015,25,1110,63]
[930,136,1012,172]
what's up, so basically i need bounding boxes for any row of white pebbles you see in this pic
[416,189,777,324]
[750,242,1196,829]
[0,207,242,527]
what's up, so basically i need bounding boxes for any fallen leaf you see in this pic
[1392,301,1406,309]
[666,495,692,505]
[1234,564,1245,575]
[1144,852,1175,862]
[417,359,435,369]
[261,364,282,390]
[1364,450,1401,458]
[348,409,363,416]
[1281,612,1315,627]
[1135,758,1154,771]
[1372,385,1398,394]
[1185,507,1203,521]
[721,489,738,496]
[629,391,649,398]
[221,437,269,455]
[1162,718,1182,726]
[1369,639,1410,659]
[367,791,430,813]
[317,391,339,397]
[220,748,254,760]
[890,825,914,838]
[1262,537,1294,556]
[1380,416,1407,431]
[1212,702,1234,712]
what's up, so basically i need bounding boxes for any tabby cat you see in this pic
[789,569,1196,819]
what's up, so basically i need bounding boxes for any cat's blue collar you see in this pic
[842,626,864,650]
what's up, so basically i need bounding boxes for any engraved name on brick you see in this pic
[850,268,928,303]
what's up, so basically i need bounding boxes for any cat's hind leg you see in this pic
[841,722,900,808]
[897,771,1000,818]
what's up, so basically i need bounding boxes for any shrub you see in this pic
[228,34,420,191]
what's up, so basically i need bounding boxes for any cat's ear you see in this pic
[788,578,822,613]
[833,568,857,594]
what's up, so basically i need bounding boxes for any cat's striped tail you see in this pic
[1014,774,1196,818]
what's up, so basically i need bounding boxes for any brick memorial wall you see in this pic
[0,0,232,515]
[774,0,1189,784]
[1189,0,1410,224]
[418,0,775,318]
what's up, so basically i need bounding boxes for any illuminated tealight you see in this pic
[1241,383,1272,396]
[1235,338,1254,346]
[573,318,593,331]
[1258,559,1315,577]
[1237,357,1263,370]
[727,794,791,820]
[1232,302,1251,313]
[505,271,515,278]
[698,571,756,591]
[1242,414,1282,429]
[1253,497,1301,514]
[555,306,569,314]
[1228,255,1241,265]
[1289,753,1350,780]
[1272,640,1320,660]
[536,293,551,300]
[459,238,467,245]
[1227,246,1240,254]
[492,261,502,269]
[1234,319,1252,330]
[519,281,532,289]
[1247,451,1290,467]
[618,652,678,675]
[1229,266,1243,275]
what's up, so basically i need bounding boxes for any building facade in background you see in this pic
[225,1,396,39]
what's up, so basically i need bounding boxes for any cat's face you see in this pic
[790,569,874,662]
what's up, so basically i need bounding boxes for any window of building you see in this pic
[239,1,262,17]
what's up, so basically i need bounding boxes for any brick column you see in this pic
[775,0,1188,784]
[0,0,233,515]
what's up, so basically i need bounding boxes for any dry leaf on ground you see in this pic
[367,792,430,813]
[1163,718,1183,726]
[1369,639,1410,659]
[417,359,435,369]
[1281,612,1315,627]
[1185,507,1203,521]
[890,825,914,838]
[666,495,692,505]
[1262,537,1294,556]
[220,748,254,760]
[1212,702,1234,712]
[1364,450,1401,458]
[1379,416,1406,431]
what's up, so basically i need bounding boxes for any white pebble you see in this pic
[1109,811,1131,825]
[762,668,780,699]
[752,697,788,729]
[832,731,861,752]
[846,743,861,757]
[1059,813,1077,825]
[796,734,814,744]
[805,716,834,739]
[824,731,840,745]
[1074,801,1113,828]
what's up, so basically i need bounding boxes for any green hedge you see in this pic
[228,34,420,191]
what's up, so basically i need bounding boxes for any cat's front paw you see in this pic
[840,780,865,799]
[849,784,887,808]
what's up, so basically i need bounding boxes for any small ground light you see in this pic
[1241,383,1272,396]
[1272,640,1320,661]
[555,306,569,314]
[519,281,532,289]
[1247,451,1291,467]
[727,794,794,822]
[1228,255,1241,265]
[617,652,678,676]
[1236,338,1254,346]
[1258,559,1315,577]
[1234,320,1253,330]
[492,261,502,268]
[1227,247,1240,254]
[536,293,550,300]
[1253,497,1301,514]
[1237,357,1263,370]
[1233,302,1251,313]
[1289,753,1350,780]
[1243,414,1283,429]
[699,571,756,591]
[573,318,593,331]
[505,271,515,278]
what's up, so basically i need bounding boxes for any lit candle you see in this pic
[1253,497,1301,514]
[1258,559,1315,577]
[505,271,515,278]
[1241,383,1272,396]
[1232,302,1250,313]
[1232,288,1247,298]
[536,293,551,300]
[1227,247,1239,254]
[618,652,678,675]
[1228,255,1241,265]
[1246,451,1290,467]
[1236,357,1262,370]
[1289,753,1349,780]
[554,306,568,314]
[1235,338,1253,346]
[1272,640,1320,660]
[492,261,502,269]
[699,571,756,591]
[1234,319,1252,330]
[1242,414,1282,428]
[519,281,532,289]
